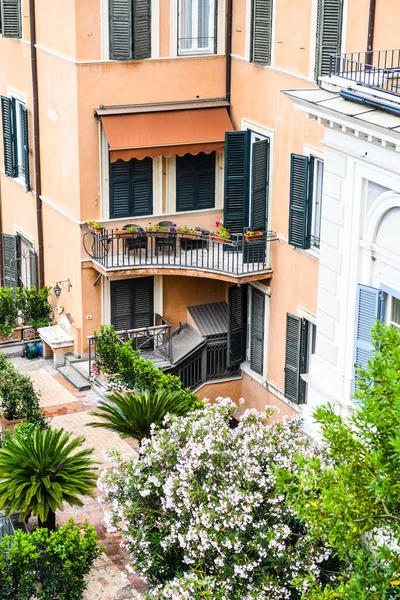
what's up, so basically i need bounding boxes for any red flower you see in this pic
[227,229,231,232]
[216,221,220,227]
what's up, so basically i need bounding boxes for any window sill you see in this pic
[178,50,216,58]
[305,247,320,260]
[241,361,266,387]
[4,175,28,191]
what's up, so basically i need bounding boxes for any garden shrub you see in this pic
[99,399,337,600]
[0,287,18,338]
[93,324,120,373]
[0,351,45,423]
[17,286,53,329]
[0,518,102,600]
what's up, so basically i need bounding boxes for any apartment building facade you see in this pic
[1,0,399,425]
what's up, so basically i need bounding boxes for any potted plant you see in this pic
[0,363,43,431]
[114,226,138,238]
[244,229,263,242]
[0,288,20,344]
[86,220,103,233]
[146,223,170,237]
[176,225,202,239]
[210,221,231,242]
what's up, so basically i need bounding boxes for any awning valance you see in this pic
[101,107,233,162]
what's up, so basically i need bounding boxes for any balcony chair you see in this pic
[155,221,177,257]
[122,224,148,260]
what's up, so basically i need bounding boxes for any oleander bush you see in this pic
[98,399,338,599]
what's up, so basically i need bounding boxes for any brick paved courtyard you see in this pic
[10,357,146,600]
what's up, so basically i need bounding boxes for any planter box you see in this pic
[146,230,170,237]
[0,414,26,432]
[244,231,263,242]
[87,224,103,234]
[209,234,229,243]
[114,229,138,238]
[0,326,23,345]
[177,232,202,239]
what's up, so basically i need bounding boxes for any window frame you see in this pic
[177,0,217,56]
[386,294,400,329]
[309,156,324,251]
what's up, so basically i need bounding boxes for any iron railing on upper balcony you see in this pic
[329,50,400,96]
[83,226,276,277]
[87,313,172,375]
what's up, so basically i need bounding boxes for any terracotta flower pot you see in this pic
[244,231,263,242]
[0,413,26,432]
[210,234,229,243]
[114,229,138,237]
[177,231,202,239]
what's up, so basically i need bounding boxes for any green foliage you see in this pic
[278,322,400,599]
[17,286,53,329]
[0,426,97,527]
[88,388,204,443]
[0,356,42,421]
[0,287,18,337]
[93,324,120,373]
[0,518,103,600]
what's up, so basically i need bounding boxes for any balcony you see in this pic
[83,226,275,283]
[329,49,400,97]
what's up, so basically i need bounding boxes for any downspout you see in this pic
[225,0,233,111]
[366,0,376,64]
[29,0,45,288]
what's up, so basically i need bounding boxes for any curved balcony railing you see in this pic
[83,226,276,277]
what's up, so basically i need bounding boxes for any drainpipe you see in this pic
[225,0,233,110]
[29,0,45,288]
[0,180,3,286]
[366,0,376,64]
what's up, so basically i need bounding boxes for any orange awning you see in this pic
[101,107,233,162]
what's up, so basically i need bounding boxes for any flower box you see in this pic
[209,234,229,243]
[244,231,263,242]
[146,230,170,237]
[0,326,23,345]
[177,231,202,239]
[0,413,26,432]
[87,223,103,233]
[114,229,138,238]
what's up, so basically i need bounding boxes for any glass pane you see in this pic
[15,101,25,178]
[179,0,193,51]
[391,297,400,326]
[198,0,209,49]
[311,158,323,246]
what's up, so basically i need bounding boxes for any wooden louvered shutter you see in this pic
[1,96,15,177]
[133,0,151,60]
[251,139,269,231]
[111,279,133,330]
[251,0,272,65]
[132,157,153,216]
[315,0,343,79]
[109,0,133,60]
[224,131,250,234]
[0,4,2,34]
[250,288,265,375]
[354,285,384,387]
[289,153,309,249]
[2,234,17,291]
[284,313,306,404]
[29,249,37,288]
[177,153,215,211]
[132,276,153,329]
[197,152,215,209]
[176,154,196,212]
[1,0,21,38]
[227,284,247,367]
[110,160,131,218]
[21,104,30,191]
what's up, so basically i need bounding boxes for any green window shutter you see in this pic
[111,277,154,333]
[251,0,272,65]
[29,248,37,288]
[176,153,215,212]
[0,4,2,34]
[315,0,343,79]
[133,0,151,60]
[110,160,131,218]
[288,153,309,249]
[284,313,306,404]
[1,95,16,177]
[224,130,250,234]
[250,288,265,375]
[21,104,30,191]
[132,157,153,216]
[251,138,269,231]
[354,285,384,388]
[111,279,134,330]
[1,0,21,38]
[227,284,247,367]
[2,233,17,291]
[132,276,153,329]
[109,0,133,60]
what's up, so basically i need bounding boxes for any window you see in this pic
[288,153,324,251]
[2,233,37,291]
[224,130,270,234]
[109,157,153,218]
[0,0,22,38]
[109,0,151,60]
[176,152,215,212]
[178,0,216,55]
[284,314,316,404]
[315,0,343,79]
[251,0,273,65]
[386,295,400,329]
[1,95,30,190]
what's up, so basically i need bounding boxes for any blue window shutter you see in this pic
[289,153,309,249]
[1,96,16,177]
[224,131,250,234]
[354,284,384,385]
[251,138,269,231]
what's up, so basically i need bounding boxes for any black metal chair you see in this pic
[155,221,177,257]
[122,224,148,260]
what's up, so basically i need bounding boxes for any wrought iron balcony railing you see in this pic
[83,227,276,278]
[329,50,400,97]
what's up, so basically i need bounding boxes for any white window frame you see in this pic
[178,0,216,56]
[310,156,324,251]
[386,295,400,329]
[171,0,225,58]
